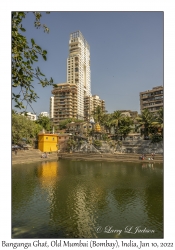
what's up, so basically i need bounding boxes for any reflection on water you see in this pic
[12,160,163,239]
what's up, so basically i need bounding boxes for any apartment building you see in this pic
[84,95,105,121]
[39,112,50,118]
[51,31,106,125]
[67,31,91,120]
[140,86,163,113]
[21,112,37,121]
[119,110,138,118]
[52,83,77,126]
[92,95,105,113]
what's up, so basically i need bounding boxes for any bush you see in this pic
[151,134,163,143]
[93,140,102,149]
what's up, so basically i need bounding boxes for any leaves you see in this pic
[12,113,40,144]
[12,12,54,110]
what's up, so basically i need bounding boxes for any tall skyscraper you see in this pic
[67,31,91,119]
[51,31,105,126]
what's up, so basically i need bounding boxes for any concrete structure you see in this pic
[38,133,58,152]
[52,83,78,126]
[39,112,50,118]
[57,133,71,151]
[66,121,93,136]
[140,86,163,113]
[50,96,54,119]
[67,31,91,120]
[51,31,106,125]
[21,112,37,121]
[84,95,105,121]
[119,110,138,118]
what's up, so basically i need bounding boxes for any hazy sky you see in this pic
[12,11,163,115]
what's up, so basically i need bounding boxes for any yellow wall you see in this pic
[38,134,58,152]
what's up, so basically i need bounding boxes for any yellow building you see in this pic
[38,133,58,152]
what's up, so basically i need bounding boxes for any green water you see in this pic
[12,159,163,238]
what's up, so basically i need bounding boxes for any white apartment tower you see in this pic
[67,31,91,120]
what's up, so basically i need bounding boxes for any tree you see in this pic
[36,114,53,131]
[59,118,83,130]
[136,109,156,138]
[93,140,102,149]
[92,106,105,124]
[101,113,113,133]
[110,110,124,138]
[118,116,133,140]
[156,108,163,137]
[12,12,55,110]
[12,113,41,144]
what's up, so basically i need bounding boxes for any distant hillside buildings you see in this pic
[39,112,49,118]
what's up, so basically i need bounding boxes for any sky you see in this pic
[12,11,163,116]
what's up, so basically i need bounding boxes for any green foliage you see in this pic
[66,139,77,151]
[111,110,123,128]
[92,106,106,123]
[101,113,113,133]
[136,109,155,137]
[136,108,163,138]
[101,133,108,141]
[59,118,84,130]
[12,113,41,144]
[118,116,133,140]
[151,134,163,143]
[93,140,102,149]
[36,114,53,131]
[156,108,163,125]
[12,12,55,110]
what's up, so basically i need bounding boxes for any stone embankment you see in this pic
[12,148,163,165]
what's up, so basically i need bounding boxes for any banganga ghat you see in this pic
[12,13,163,240]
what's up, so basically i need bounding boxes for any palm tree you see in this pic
[156,108,163,137]
[136,109,156,138]
[92,105,105,124]
[101,113,113,133]
[118,116,133,140]
[111,110,124,138]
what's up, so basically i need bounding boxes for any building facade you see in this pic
[140,86,163,113]
[84,95,105,121]
[21,112,37,121]
[51,31,106,126]
[52,83,78,126]
[39,112,50,118]
[38,133,58,152]
[50,97,54,119]
[119,110,138,118]
[67,31,91,120]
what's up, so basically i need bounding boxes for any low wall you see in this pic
[116,140,163,154]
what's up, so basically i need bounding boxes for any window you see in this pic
[46,137,48,140]
[53,138,55,140]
